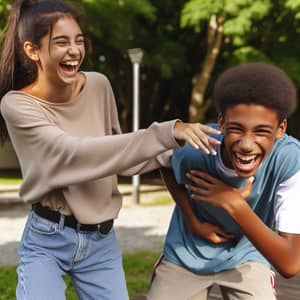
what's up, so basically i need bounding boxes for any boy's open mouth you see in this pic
[232,152,261,173]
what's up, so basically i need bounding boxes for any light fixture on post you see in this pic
[128,48,144,204]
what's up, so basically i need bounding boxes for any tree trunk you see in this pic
[188,13,225,122]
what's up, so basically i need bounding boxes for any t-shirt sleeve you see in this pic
[274,170,300,234]
[172,144,201,184]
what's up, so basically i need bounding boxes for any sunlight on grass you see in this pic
[0,178,22,185]
[140,195,172,206]
[0,267,17,299]
[0,170,22,185]
[124,250,159,298]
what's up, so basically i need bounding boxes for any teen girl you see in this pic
[0,0,220,299]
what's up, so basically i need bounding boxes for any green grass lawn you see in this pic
[0,170,22,185]
[0,250,159,300]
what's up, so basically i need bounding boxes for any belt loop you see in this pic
[77,223,82,232]
[58,214,65,230]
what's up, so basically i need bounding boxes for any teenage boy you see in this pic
[146,62,300,300]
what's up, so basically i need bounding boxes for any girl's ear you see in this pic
[217,113,225,133]
[276,119,287,139]
[23,41,39,62]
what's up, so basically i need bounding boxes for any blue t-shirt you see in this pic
[163,124,300,274]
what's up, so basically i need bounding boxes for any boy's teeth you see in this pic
[236,154,256,164]
[237,154,256,160]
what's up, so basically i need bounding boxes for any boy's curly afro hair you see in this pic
[213,62,297,121]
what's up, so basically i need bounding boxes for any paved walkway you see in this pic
[0,184,299,299]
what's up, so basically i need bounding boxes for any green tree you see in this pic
[80,0,196,130]
[0,1,299,138]
[181,0,272,122]
[224,0,300,138]
[258,0,300,138]
[180,0,300,139]
[79,0,157,131]
[0,0,11,39]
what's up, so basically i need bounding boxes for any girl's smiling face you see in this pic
[219,104,287,178]
[34,15,85,88]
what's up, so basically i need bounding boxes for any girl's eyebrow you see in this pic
[52,33,84,41]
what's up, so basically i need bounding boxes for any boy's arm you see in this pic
[160,168,234,243]
[185,170,300,278]
[233,209,300,278]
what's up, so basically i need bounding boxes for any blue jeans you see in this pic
[16,210,129,300]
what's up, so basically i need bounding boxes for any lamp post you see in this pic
[128,48,144,204]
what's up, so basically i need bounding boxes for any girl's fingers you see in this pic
[179,126,211,153]
[208,137,221,147]
[191,125,221,155]
[199,124,221,135]
[186,129,209,152]
[174,122,221,155]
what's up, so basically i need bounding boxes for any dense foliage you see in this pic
[0,0,299,137]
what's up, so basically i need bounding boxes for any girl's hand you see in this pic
[186,217,235,244]
[173,122,221,155]
[185,170,254,213]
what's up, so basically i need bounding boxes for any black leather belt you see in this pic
[32,202,113,234]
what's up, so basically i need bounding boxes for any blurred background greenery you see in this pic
[0,0,299,139]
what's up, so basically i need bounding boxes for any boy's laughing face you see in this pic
[218,104,287,178]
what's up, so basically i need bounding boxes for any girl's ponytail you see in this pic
[0,0,36,144]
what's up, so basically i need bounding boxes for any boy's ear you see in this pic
[23,41,39,62]
[218,113,225,133]
[276,119,287,139]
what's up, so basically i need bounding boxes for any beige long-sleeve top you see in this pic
[1,72,180,223]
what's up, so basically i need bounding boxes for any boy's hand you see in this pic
[185,170,254,213]
[173,122,221,155]
[186,217,235,244]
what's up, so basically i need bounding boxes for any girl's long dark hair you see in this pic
[0,0,87,144]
